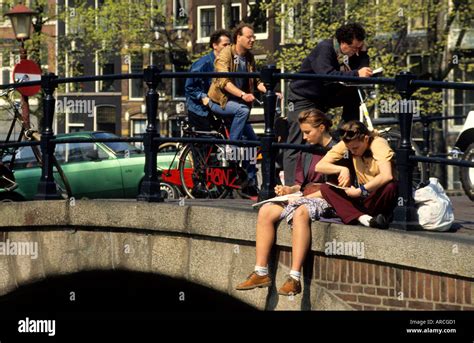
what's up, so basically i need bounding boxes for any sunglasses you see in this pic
[338,129,360,141]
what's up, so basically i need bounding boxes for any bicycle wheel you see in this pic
[158,142,180,154]
[460,142,474,201]
[178,143,230,199]
[378,130,427,187]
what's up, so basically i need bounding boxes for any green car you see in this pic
[0,131,181,201]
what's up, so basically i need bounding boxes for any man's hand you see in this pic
[338,167,351,188]
[201,97,210,106]
[358,67,373,77]
[345,186,362,198]
[242,93,255,103]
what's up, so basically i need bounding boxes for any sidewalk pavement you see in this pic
[173,194,474,235]
[451,195,474,234]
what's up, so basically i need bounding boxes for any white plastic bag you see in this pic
[414,178,454,231]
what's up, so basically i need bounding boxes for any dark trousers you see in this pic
[320,181,399,224]
[283,85,360,185]
[188,111,212,131]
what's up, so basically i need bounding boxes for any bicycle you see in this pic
[158,113,255,199]
[0,87,72,199]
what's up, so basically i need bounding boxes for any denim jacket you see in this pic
[185,51,215,117]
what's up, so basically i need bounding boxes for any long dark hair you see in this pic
[297,108,332,131]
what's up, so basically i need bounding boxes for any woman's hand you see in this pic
[338,167,351,188]
[274,185,293,196]
[345,186,362,198]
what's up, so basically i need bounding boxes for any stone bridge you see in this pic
[0,199,473,311]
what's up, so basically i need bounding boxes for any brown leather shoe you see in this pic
[235,272,272,290]
[278,276,301,296]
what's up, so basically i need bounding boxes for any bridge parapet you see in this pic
[0,200,472,310]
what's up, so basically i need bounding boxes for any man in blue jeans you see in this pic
[206,23,266,142]
[185,29,231,131]
[206,23,281,195]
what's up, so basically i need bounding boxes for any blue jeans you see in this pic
[241,127,258,182]
[208,99,252,141]
[209,99,258,182]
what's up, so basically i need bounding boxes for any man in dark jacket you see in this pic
[283,22,372,186]
[185,29,231,131]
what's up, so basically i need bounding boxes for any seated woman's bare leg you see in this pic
[255,203,284,267]
[290,205,311,273]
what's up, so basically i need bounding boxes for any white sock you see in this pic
[358,214,373,227]
[289,270,301,281]
[254,265,268,276]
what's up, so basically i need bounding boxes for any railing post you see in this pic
[258,64,280,201]
[421,118,431,178]
[138,65,163,202]
[392,71,418,230]
[35,73,60,200]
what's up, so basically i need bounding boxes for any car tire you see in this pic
[0,192,24,202]
[460,142,474,201]
[160,181,181,200]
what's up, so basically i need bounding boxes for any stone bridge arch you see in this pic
[0,200,472,311]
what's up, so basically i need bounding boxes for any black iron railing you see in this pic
[1,65,473,230]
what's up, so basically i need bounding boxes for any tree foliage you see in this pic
[262,0,473,117]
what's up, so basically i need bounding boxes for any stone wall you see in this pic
[280,250,474,310]
[0,199,472,311]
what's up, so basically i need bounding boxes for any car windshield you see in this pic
[92,132,142,156]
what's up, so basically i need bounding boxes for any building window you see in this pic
[407,55,429,77]
[0,1,10,23]
[249,55,266,117]
[132,119,146,137]
[131,118,146,149]
[150,51,166,99]
[129,53,144,100]
[222,3,241,30]
[66,112,85,133]
[172,64,186,100]
[96,106,116,133]
[248,2,268,40]
[67,58,85,93]
[197,6,216,43]
[174,0,189,28]
[0,51,13,84]
[408,0,427,34]
[452,65,474,126]
[95,59,116,92]
[1,68,11,84]
[282,4,302,43]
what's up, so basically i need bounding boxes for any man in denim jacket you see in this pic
[185,29,231,131]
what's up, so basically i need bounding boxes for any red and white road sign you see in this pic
[12,59,41,97]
